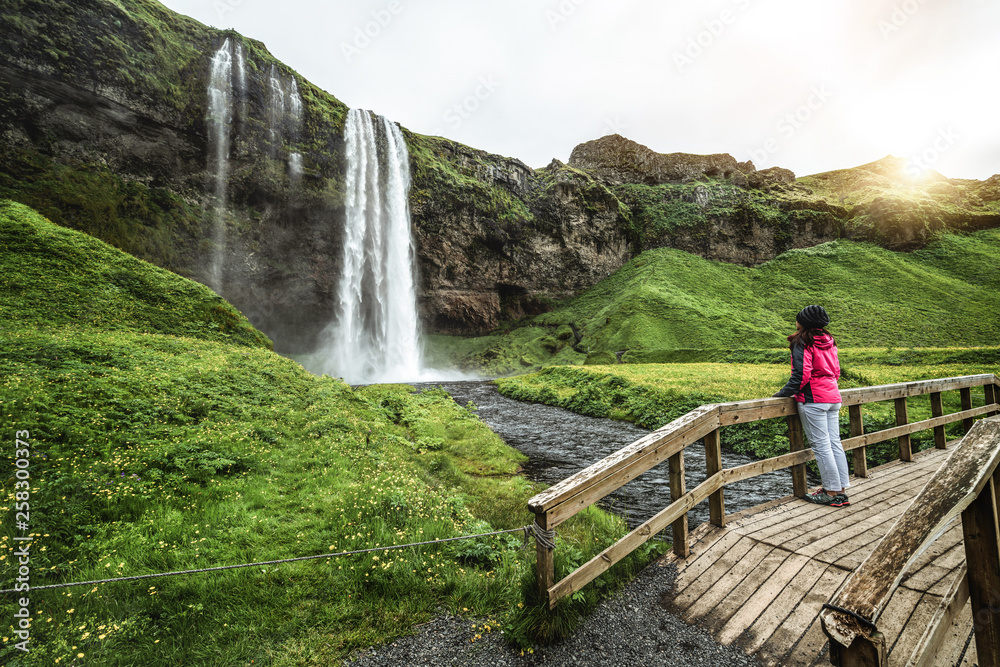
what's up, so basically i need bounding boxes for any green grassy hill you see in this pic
[0,200,271,347]
[432,228,1000,374]
[0,200,643,665]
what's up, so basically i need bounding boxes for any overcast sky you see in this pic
[161,0,999,179]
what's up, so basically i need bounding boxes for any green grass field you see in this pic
[433,228,1000,375]
[0,200,655,665]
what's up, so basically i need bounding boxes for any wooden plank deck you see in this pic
[659,446,978,666]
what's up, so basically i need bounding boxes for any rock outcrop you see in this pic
[569,134,755,187]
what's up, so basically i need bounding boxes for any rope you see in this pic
[821,603,879,632]
[527,518,556,550]
[0,526,529,595]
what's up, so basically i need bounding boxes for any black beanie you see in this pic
[796,305,830,329]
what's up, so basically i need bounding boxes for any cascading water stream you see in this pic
[206,38,235,293]
[316,109,422,384]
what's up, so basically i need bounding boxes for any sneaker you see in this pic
[804,490,839,505]
[830,494,851,507]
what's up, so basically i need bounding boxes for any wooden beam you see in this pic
[704,428,725,527]
[849,404,867,478]
[895,397,912,463]
[962,387,974,434]
[718,397,798,423]
[962,472,1000,667]
[788,413,808,497]
[720,448,816,485]
[547,474,723,607]
[540,413,717,528]
[829,633,887,667]
[839,374,997,407]
[527,404,721,515]
[931,391,947,449]
[987,384,999,417]
[820,416,1000,655]
[669,450,688,558]
[534,512,554,607]
[910,564,969,667]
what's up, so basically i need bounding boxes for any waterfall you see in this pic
[234,42,247,121]
[288,152,303,183]
[206,38,234,293]
[287,77,303,130]
[266,65,304,177]
[318,109,422,384]
[286,78,303,182]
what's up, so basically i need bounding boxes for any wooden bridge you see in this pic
[528,374,1000,666]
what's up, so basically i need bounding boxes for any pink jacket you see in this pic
[774,334,842,404]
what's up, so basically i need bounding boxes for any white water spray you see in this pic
[288,152,303,183]
[317,109,422,384]
[267,65,285,157]
[206,38,234,293]
[234,42,247,120]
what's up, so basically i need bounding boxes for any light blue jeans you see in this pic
[798,402,850,493]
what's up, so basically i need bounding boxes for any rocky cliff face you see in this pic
[0,0,636,345]
[569,135,1000,266]
[2,0,998,350]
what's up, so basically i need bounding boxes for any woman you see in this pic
[772,305,850,507]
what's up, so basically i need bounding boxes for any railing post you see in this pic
[987,383,999,417]
[829,633,887,667]
[788,413,808,497]
[704,428,725,527]
[894,397,913,462]
[849,404,868,478]
[961,387,975,434]
[961,472,1000,665]
[931,391,947,449]
[669,450,689,558]
[534,512,554,606]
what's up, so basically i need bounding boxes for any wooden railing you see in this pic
[820,414,1000,666]
[528,374,1000,609]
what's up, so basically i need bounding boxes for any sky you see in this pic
[160,0,1000,179]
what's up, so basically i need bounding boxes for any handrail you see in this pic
[820,415,1000,666]
[528,374,1000,609]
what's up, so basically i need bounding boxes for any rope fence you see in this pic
[0,522,555,595]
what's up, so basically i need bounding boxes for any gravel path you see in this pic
[345,560,762,667]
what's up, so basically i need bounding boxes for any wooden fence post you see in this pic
[849,404,868,478]
[961,473,1000,665]
[704,428,725,527]
[895,397,913,462]
[535,512,554,606]
[987,384,999,417]
[931,392,947,449]
[669,450,689,558]
[788,414,808,497]
[829,633,887,667]
[962,388,975,434]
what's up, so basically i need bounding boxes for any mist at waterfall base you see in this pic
[305,109,470,385]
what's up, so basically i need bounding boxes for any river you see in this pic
[415,380,797,530]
